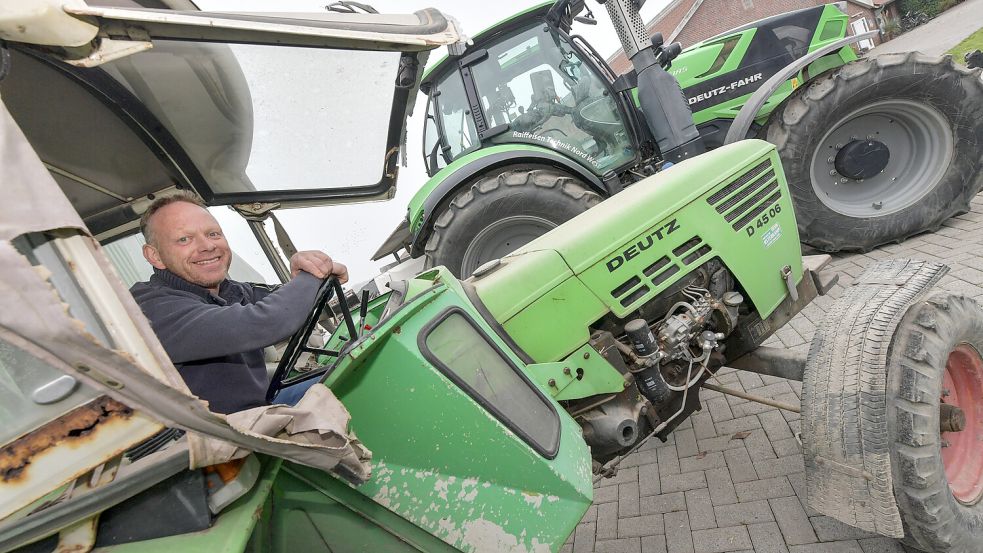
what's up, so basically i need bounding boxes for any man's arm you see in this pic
[142,272,321,363]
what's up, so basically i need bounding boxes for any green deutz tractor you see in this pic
[3,2,983,553]
[373,0,983,278]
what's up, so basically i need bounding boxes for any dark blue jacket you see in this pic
[130,269,320,414]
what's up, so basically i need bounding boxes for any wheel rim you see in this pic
[809,99,953,217]
[941,343,983,505]
[460,215,557,277]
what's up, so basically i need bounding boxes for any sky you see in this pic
[195,0,671,284]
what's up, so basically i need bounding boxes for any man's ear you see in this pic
[143,243,167,270]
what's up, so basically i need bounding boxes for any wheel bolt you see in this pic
[940,403,966,433]
[828,157,835,164]
[840,178,848,184]
[830,170,837,176]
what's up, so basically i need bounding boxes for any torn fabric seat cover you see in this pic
[0,98,372,492]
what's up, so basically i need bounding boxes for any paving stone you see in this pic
[561,545,574,553]
[685,488,716,530]
[601,466,640,486]
[595,538,642,553]
[788,540,863,553]
[691,526,753,553]
[640,491,687,515]
[714,415,763,436]
[581,504,598,523]
[733,400,781,417]
[573,521,596,553]
[620,481,641,517]
[706,466,739,506]
[638,462,661,497]
[595,484,620,503]
[770,496,818,546]
[754,454,804,479]
[858,537,908,553]
[785,471,821,517]
[758,410,795,441]
[810,516,880,541]
[737,371,765,390]
[598,501,620,540]
[698,434,750,453]
[621,447,660,469]
[724,446,759,483]
[658,443,681,477]
[735,477,794,502]
[708,396,736,423]
[660,470,707,494]
[714,499,774,526]
[642,535,668,553]
[754,381,796,399]
[618,514,665,538]
[664,511,694,553]
[743,429,777,461]
[679,451,726,473]
[692,410,717,440]
[747,521,790,553]
[674,427,700,458]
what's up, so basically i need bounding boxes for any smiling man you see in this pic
[130,192,347,414]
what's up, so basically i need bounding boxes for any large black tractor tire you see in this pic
[424,167,601,278]
[765,52,983,252]
[887,292,983,552]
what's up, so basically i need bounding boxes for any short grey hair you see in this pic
[139,191,205,246]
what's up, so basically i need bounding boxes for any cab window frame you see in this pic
[418,306,561,459]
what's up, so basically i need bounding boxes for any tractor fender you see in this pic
[406,145,607,257]
[723,30,878,145]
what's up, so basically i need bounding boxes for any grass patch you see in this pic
[948,27,983,59]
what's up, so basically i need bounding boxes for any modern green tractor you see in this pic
[374,0,983,278]
[3,2,983,553]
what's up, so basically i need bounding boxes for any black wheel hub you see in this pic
[834,139,891,180]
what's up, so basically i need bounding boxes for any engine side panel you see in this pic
[474,140,802,363]
[575,141,800,320]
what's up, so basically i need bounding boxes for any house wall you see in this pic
[606,0,887,75]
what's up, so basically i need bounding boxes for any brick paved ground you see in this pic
[562,193,983,553]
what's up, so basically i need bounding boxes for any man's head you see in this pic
[140,193,232,293]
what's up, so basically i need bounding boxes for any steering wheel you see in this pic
[264,277,359,403]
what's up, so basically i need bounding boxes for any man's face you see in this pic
[142,201,232,292]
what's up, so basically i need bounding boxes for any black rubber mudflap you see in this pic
[801,259,948,538]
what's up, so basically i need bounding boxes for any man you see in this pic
[130,192,347,414]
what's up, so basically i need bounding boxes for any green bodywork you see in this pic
[472,140,801,364]
[668,4,857,126]
[400,3,856,254]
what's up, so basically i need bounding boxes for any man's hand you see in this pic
[289,251,348,283]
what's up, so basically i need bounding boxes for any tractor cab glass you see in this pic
[98,43,398,198]
[426,23,635,176]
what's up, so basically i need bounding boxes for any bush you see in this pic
[882,17,902,38]
[897,0,943,17]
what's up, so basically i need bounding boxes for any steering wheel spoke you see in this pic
[265,278,357,403]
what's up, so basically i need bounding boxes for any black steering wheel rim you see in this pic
[265,277,358,403]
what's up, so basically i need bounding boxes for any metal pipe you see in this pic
[245,218,290,283]
[727,346,806,381]
[702,382,801,413]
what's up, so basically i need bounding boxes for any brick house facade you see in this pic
[607,0,899,75]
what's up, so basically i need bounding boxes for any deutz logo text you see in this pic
[606,219,680,272]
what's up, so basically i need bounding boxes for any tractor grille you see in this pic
[706,160,781,232]
[610,235,711,308]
